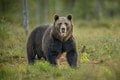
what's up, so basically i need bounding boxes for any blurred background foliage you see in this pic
[0,0,120,26]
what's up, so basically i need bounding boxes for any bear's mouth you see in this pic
[60,33,66,37]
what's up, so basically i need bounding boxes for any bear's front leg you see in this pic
[66,50,77,68]
[46,51,58,66]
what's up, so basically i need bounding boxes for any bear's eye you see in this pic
[65,23,68,26]
[58,23,62,25]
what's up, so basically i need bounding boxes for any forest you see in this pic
[0,0,120,80]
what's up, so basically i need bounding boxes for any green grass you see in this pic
[0,20,120,80]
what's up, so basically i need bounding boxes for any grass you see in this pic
[0,19,120,80]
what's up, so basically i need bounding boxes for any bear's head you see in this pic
[52,15,73,41]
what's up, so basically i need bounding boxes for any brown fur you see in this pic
[27,15,77,67]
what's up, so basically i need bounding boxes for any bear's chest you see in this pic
[50,40,62,53]
[50,39,74,53]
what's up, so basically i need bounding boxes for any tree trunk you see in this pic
[23,0,29,34]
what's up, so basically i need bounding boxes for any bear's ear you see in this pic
[67,15,72,20]
[54,15,59,21]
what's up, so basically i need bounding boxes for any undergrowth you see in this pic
[0,20,120,80]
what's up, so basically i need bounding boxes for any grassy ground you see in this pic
[0,20,120,80]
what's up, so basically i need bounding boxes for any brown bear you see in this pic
[27,15,77,67]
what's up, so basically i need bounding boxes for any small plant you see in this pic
[80,52,90,63]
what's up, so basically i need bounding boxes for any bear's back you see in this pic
[27,25,50,51]
[34,25,50,45]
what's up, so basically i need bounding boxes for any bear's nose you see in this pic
[61,28,65,33]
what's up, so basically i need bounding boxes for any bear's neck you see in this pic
[52,31,73,42]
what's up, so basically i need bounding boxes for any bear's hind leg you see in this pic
[36,49,46,60]
[27,46,36,64]
[27,52,36,64]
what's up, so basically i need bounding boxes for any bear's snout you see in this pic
[61,28,65,33]
[60,25,67,37]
